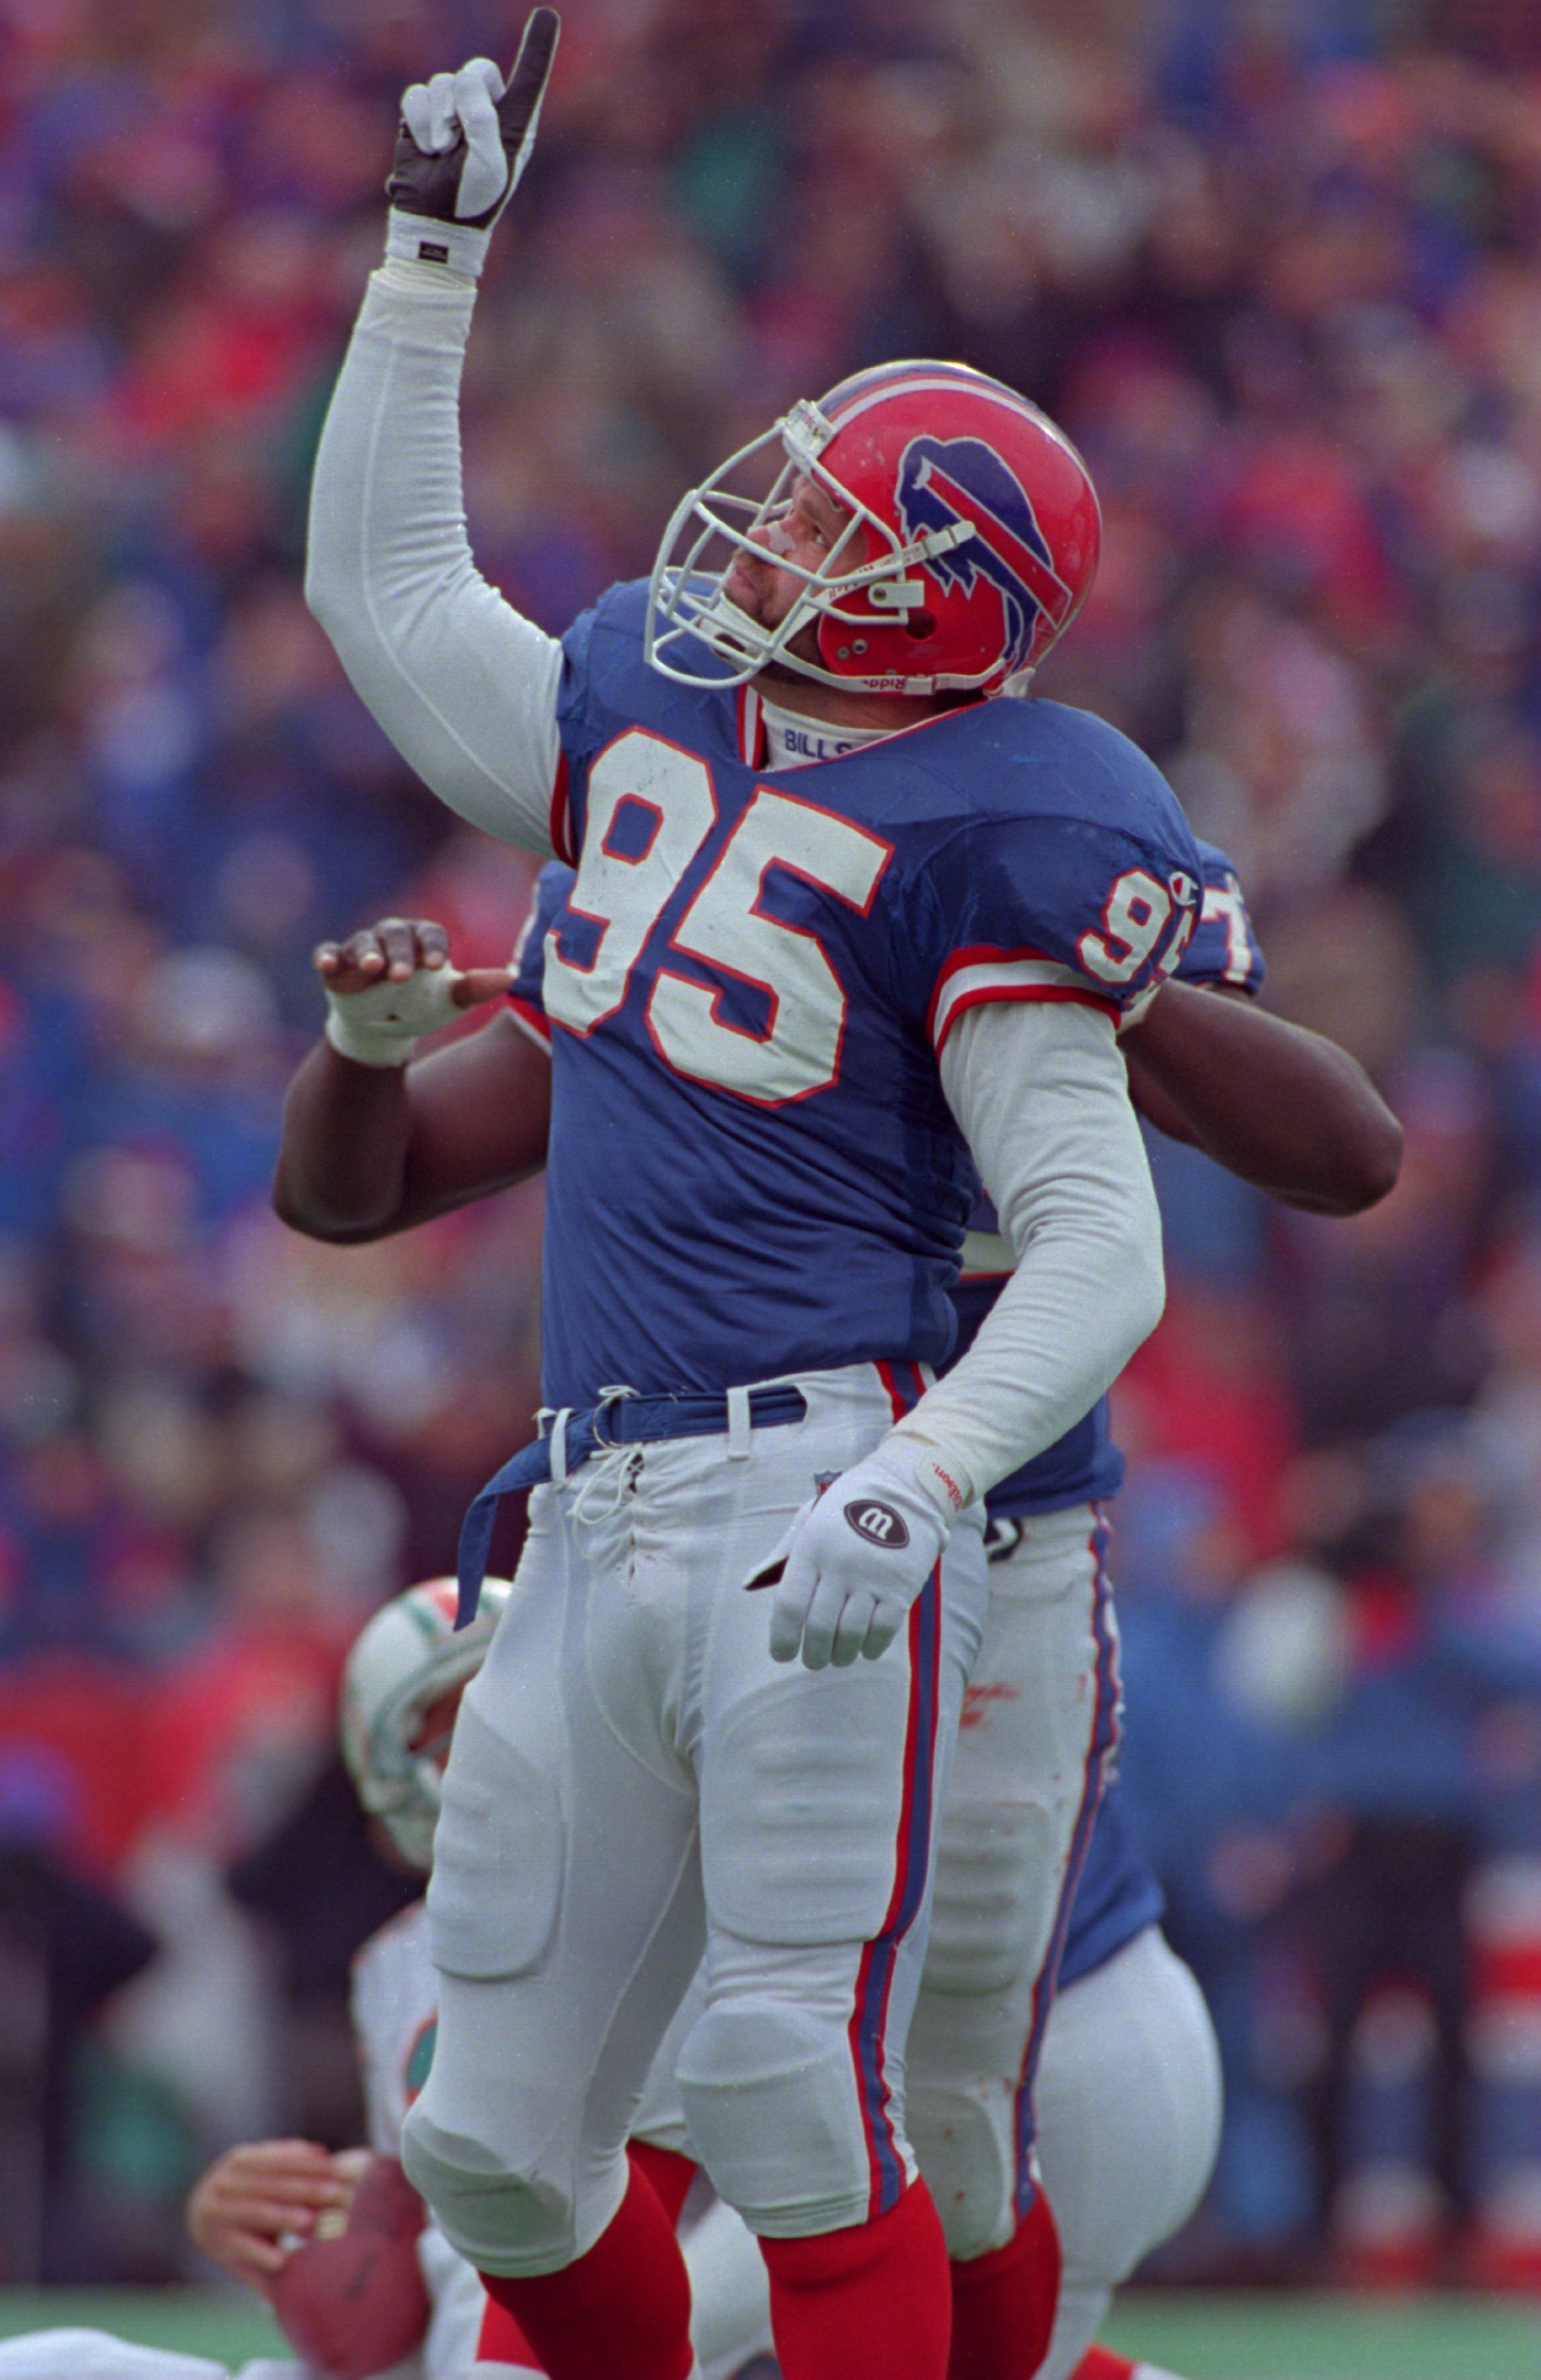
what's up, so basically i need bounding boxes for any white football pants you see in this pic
[636,1501,1121,2263]
[402,1363,991,2275]
[909,1503,1119,2258]
[1035,1922,1222,2380]
[645,1920,1224,2379]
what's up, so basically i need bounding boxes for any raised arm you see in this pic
[273,918,551,1242]
[1122,981,1402,1215]
[304,24,567,856]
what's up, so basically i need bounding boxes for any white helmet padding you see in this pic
[340,1575,512,1870]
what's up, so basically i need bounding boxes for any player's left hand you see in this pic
[315,915,512,1067]
[385,10,560,279]
[748,1439,959,1670]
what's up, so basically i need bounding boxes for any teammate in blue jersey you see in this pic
[295,21,1396,2380]
[278,849,1399,2380]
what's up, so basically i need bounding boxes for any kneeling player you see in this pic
[0,1581,507,2380]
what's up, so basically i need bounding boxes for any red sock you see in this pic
[948,2187,1062,2380]
[628,2139,698,2227]
[477,2294,544,2370]
[476,2159,693,2380]
[475,2148,697,2373]
[760,2179,951,2380]
[1068,2351,1136,2380]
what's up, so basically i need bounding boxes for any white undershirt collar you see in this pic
[757,695,893,771]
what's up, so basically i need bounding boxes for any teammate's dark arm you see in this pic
[273,921,550,1243]
[1121,979,1402,1216]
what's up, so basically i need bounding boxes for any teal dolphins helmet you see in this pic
[339,1576,511,1870]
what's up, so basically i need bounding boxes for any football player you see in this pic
[276,848,1399,2380]
[482,847,1398,2380]
[297,19,1382,2378]
[0,1581,510,2380]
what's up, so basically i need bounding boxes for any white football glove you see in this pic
[385,9,559,279]
[324,961,467,1067]
[748,1438,961,1671]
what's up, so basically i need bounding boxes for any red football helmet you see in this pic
[646,360,1101,699]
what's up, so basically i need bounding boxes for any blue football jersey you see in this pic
[1056,1775,1165,1986]
[956,837,1265,1519]
[525,579,1203,1409]
[507,879,557,1050]
[513,857,1190,1987]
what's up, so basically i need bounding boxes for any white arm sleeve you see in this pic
[348,1958,398,2158]
[306,260,563,854]
[888,998,1165,1505]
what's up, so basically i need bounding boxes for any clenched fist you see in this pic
[316,916,511,1067]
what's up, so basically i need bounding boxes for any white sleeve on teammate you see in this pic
[888,998,1165,1507]
[348,1950,399,2159]
[305,260,563,854]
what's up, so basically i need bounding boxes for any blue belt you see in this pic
[456,1384,809,1627]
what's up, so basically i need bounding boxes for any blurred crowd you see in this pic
[3,0,1541,2299]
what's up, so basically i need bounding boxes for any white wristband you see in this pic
[881,1427,973,1517]
[323,966,466,1067]
[385,208,490,280]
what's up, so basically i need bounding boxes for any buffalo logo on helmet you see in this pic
[896,434,1075,676]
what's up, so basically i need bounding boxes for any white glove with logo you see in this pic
[747,1437,961,1671]
[324,962,467,1067]
[385,9,559,279]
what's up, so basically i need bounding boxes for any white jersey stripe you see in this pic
[931,956,1114,1053]
[960,1229,1015,1278]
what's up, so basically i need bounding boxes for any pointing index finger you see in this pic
[451,966,516,1008]
[497,8,561,150]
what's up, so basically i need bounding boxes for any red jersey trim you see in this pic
[549,751,576,866]
[925,943,1074,1044]
[506,995,553,1052]
[933,981,1119,1055]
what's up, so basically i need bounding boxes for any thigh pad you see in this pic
[425,1700,563,1982]
[925,1788,1060,1998]
[702,1666,911,1946]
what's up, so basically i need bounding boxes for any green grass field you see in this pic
[1101,2293,1541,2377]
[0,2290,1537,2376]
